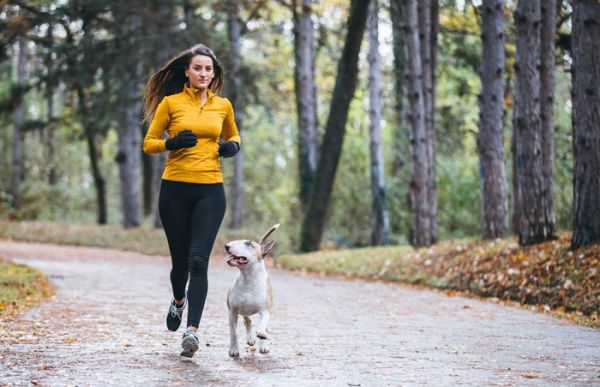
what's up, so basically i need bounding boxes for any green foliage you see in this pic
[0,1,577,248]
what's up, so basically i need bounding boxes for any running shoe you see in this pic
[166,298,186,332]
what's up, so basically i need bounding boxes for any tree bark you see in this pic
[570,0,600,250]
[117,83,142,228]
[293,0,319,210]
[45,23,58,186]
[512,0,552,245]
[228,0,244,229]
[402,0,433,247]
[390,0,406,175]
[153,153,167,228]
[418,0,438,243]
[115,13,143,229]
[11,37,26,210]
[299,0,371,252]
[429,0,439,242]
[76,84,107,225]
[477,0,509,238]
[540,0,557,237]
[368,0,390,245]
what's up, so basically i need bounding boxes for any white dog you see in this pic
[225,224,279,357]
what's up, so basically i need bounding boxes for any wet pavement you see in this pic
[0,240,599,386]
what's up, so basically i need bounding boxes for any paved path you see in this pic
[0,241,598,386]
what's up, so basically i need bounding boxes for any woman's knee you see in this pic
[188,254,209,275]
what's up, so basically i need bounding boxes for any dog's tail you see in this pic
[259,223,280,246]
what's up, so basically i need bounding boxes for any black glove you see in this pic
[218,141,240,158]
[166,130,197,150]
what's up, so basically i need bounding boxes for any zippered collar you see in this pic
[183,82,215,102]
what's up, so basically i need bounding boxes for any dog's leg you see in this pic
[228,308,240,358]
[256,310,270,340]
[243,316,255,346]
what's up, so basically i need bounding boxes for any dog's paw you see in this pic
[229,347,240,358]
[247,337,256,346]
[256,331,268,340]
[258,340,270,354]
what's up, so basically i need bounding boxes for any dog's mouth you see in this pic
[226,255,249,266]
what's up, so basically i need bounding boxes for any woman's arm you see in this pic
[222,99,241,145]
[143,98,170,154]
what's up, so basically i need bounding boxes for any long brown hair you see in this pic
[143,44,224,123]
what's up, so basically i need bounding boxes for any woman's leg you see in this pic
[159,180,193,301]
[186,183,226,328]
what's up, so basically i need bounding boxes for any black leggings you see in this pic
[158,180,226,328]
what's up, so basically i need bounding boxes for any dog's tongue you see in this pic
[226,255,248,266]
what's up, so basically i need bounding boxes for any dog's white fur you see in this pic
[225,224,279,357]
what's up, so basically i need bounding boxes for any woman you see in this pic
[142,44,241,358]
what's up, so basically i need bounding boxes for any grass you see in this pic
[0,220,279,257]
[0,258,54,318]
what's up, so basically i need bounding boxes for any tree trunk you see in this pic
[477,0,509,239]
[512,0,552,245]
[570,0,600,250]
[11,38,26,210]
[228,0,244,229]
[142,147,153,217]
[368,0,390,245]
[76,85,107,225]
[540,0,557,237]
[299,0,371,252]
[117,89,142,228]
[429,0,438,242]
[390,0,406,175]
[45,24,58,186]
[116,13,143,229]
[153,153,167,228]
[402,0,433,247]
[418,0,438,243]
[293,0,319,210]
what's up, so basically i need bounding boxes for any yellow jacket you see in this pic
[143,84,241,184]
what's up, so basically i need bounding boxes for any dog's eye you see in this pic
[245,240,253,247]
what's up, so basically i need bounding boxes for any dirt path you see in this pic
[0,241,598,386]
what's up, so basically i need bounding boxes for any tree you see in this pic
[477,0,508,238]
[367,0,390,245]
[402,0,434,247]
[113,8,143,228]
[11,37,26,210]
[512,0,554,245]
[228,0,245,229]
[571,0,600,250]
[390,0,405,175]
[418,0,439,243]
[540,0,557,237]
[299,0,371,252]
[293,0,319,210]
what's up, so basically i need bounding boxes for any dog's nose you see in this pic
[225,244,230,253]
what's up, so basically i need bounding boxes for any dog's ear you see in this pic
[260,240,276,258]
[258,223,280,246]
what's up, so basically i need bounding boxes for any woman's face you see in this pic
[185,55,215,91]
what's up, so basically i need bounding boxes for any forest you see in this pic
[1,0,599,253]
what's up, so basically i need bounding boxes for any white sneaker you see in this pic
[180,328,199,358]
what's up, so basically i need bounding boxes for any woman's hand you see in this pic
[166,130,197,150]
[218,141,240,158]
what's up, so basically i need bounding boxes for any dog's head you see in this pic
[225,224,280,267]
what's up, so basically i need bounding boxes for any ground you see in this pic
[0,241,598,386]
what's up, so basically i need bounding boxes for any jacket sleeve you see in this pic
[143,97,170,154]
[222,99,241,145]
